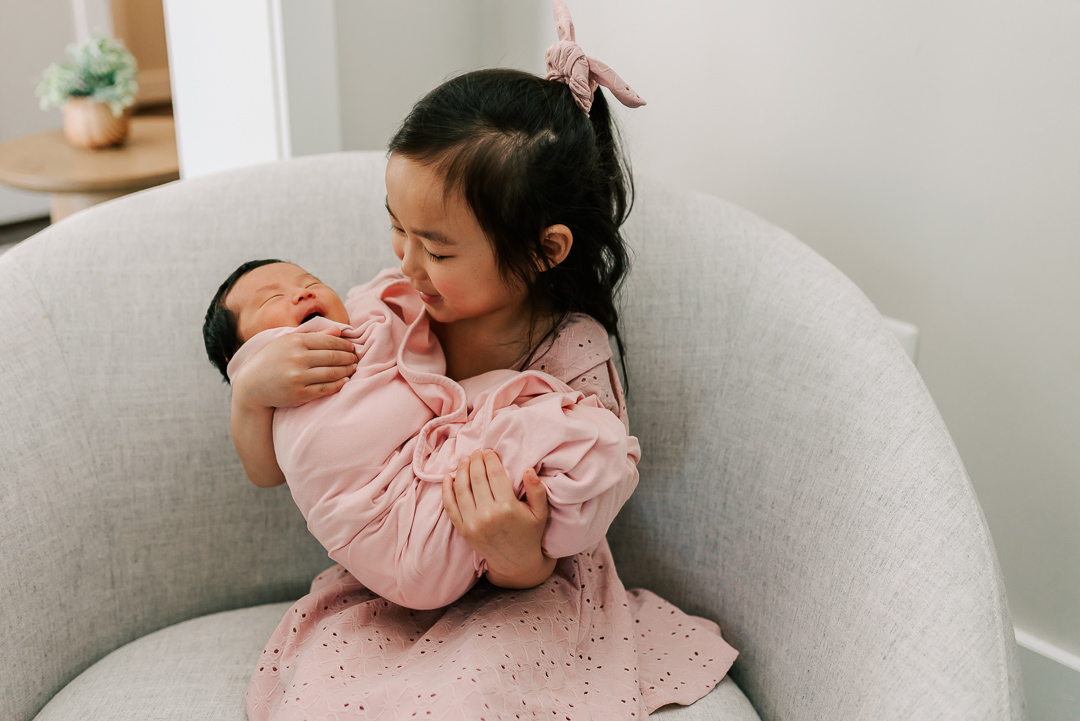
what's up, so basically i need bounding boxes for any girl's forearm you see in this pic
[230,394,286,488]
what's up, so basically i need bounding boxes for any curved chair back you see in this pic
[0,152,1022,720]
[608,179,1023,719]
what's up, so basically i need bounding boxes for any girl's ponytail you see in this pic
[587,89,632,234]
[389,2,645,386]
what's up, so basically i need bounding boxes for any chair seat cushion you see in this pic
[34,602,759,720]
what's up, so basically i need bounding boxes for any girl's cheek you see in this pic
[391,234,404,260]
[431,272,460,299]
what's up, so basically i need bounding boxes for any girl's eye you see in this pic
[390,224,404,234]
[426,251,446,262]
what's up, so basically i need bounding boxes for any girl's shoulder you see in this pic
[526,313,611,381]
[527,314,627,422]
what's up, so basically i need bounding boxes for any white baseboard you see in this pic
[1014,627,1080,721]
[1016,629,1080,673]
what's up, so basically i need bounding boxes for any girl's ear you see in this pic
[539,224,573,269]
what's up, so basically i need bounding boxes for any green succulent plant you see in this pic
[36,35,139,117]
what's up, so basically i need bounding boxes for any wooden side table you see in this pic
[0,116,179,222]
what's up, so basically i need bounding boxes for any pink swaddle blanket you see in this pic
[228,269,640,610]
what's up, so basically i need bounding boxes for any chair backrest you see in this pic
[1,153,391,718]
[607,178,1024,719]
[0,152,1022,720]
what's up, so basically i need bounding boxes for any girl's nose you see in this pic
[399,238,425,280]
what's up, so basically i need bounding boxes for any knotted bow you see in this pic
[544,0,646,117]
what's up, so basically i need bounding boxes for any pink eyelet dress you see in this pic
[244,301,737,721]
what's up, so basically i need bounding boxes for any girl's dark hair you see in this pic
[203,258,284,383]
[388,68,632,385]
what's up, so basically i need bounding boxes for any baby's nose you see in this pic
[293,288,315,302]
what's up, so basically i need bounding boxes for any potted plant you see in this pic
[36,35,139,150]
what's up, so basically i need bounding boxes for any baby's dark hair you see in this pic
[388,68,633,382]
[203,258,284,383]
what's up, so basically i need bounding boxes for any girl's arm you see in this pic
[442,450,557,588]
[230,330,357,487]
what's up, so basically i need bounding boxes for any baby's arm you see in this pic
[230,330,357,487]
[232,397,284,488]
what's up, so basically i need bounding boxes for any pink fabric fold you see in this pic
[228,268,640,610]
[544,0,646,115]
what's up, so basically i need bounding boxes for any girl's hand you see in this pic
[230,330,356,488]
[231,329,358,409]
[442,450,557,589]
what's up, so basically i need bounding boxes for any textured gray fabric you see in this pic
[652,679,760,720]
[33,603,760,721]
[34,603,291,721]
[2,155,394,720]
[606,181,1025,720]
[0,151,1022,720]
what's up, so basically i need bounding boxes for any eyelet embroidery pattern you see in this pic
[244,314,737,719]
[527,314,624,422]
[245,546,736,720]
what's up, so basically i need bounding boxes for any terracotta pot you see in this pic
[62,97,130,149]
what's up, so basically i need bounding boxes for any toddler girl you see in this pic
[237,2,737,717]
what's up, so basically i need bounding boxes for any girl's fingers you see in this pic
[468,450,495,505]
[299,332,357,365]
[302,363,357,386]
[301,377,351,403]
[442,473,463,528]
[521,468,549,523]
[452,456,476,514]
[306,349,360,368]
[482,450,516,504]
[302,330,357,354]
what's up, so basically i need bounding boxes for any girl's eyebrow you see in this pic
[385,198,456,247]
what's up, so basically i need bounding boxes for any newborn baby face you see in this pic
[227,262,351,342]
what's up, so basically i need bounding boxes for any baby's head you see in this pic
[203,259,349,382]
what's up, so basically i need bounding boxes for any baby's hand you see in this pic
[232,329,358,409]
[442,450,556,589]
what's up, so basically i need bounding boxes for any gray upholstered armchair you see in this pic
[1,152,1024,720]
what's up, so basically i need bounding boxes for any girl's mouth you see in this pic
[418,291,439,304]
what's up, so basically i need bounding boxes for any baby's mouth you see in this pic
[301,312,322,324]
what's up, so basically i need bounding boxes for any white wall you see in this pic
[162,0,341,179]
[334,0,479,152]
[334,0,547,152]
[0,0,75,223]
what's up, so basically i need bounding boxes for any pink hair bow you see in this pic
[544,0,646,116]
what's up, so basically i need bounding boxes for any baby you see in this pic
[204,260,640,610]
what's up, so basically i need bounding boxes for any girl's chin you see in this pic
[419,297,449,322]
